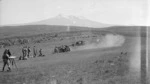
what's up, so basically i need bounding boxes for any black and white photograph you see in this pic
[0,0,149,84]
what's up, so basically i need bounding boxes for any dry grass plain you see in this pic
[0,26,144,84]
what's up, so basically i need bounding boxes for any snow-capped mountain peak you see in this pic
[55,14,86,20]
[55,14,69,19]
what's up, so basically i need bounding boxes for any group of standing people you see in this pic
[20,46,44,60]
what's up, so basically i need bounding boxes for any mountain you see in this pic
[0,14,114,39]
[29,14,111,28]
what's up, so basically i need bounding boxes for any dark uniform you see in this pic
[2,49,11,71]
[24,47,27,59]
[33,46,37,58]
[22,47,25,60]
[27,47,31,58]
[22,46,28,60]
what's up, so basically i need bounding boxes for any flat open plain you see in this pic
[0,26,145,84]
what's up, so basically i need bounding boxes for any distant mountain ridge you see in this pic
[0,14,113,28]
[29,14,111,28]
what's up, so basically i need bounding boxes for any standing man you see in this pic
[27,47,31,58]
[33,46,37,58]
[24,46,28,59]
[2,49,11,72]
[22,46,25,60]
[22,46,27,60]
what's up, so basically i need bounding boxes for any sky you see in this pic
[0,0,149,26]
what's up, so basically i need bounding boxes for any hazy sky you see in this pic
[0,0,148,26]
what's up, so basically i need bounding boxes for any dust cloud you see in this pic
[77,34,125,50]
